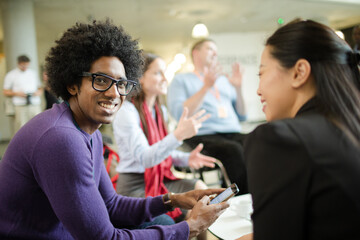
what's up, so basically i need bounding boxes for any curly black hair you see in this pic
[45,19,144,101]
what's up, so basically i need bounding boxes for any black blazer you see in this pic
[244,99,360,240]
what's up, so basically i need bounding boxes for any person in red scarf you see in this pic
[113,53,216,224]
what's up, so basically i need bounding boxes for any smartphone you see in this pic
[210,183,239,204]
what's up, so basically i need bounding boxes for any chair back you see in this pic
[103,144,120,190]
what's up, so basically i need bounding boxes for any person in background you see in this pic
[3,55,42,133]
[238,19,360,240]
[167,39,248,194]
[43,70,60,109]
[0,20,228,240]
[352,25,360,53]
[113,53,216,224]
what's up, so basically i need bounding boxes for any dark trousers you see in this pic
[185,132,249,195]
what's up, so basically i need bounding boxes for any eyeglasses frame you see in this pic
[81,72,137,96]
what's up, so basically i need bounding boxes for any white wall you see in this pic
[211,32,269,122]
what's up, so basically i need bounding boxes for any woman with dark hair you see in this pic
[113,53,216,223]
[0,20,229,239]
[238,19,360,240]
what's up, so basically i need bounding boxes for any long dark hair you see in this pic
[266,19,360,142]
[132,53,166,138]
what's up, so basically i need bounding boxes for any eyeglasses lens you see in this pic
[93,75,133,95]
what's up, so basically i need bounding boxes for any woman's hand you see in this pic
[188,143,216,169]
[173,107,210,141]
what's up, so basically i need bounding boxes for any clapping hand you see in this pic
[227,62,244,88]
[203,61,222,89]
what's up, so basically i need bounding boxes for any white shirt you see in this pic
[113,101,189,173]
[3,68,41,105]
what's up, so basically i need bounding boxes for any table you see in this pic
[208,194,253,240]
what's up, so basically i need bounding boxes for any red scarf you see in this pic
[141,101,182,220]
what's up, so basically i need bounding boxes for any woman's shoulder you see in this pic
[246,113,330,149]
[247,112,358,160]
[120,100,136,111]
[254,112,327,135]
[113,100,140,128]
[248,119,299,144]
[115,101,138,118]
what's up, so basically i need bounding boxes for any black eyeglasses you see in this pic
[81,72,137,96]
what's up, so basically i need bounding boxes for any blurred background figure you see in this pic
[42,70,60,110]
[167,39,248,194]
[2,55,42,134]
[113,53,215,226]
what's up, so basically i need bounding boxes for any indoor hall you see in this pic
[1,0,360,239]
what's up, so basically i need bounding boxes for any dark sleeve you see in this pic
[244,122,312,240]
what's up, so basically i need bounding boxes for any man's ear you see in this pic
[192,49,199,60]
[291,59,311,89]
[67,85,78,96]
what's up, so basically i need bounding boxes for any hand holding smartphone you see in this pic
[210,183,239,204]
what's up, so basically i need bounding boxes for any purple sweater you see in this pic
[0,102,189,239]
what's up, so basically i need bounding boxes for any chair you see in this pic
[103,144,120,190]
[174,159,231,188]
[174,143,231,188]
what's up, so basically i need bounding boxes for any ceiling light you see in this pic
[192,22,209,38]
[335,30,345,40]
[174,53,186,64]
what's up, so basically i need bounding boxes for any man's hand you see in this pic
[186,195,229,238]
[227,62,244,88]
[188,143,216,169]
[171,188,225,210]
[173,108,211,141]
[202,61,222,90]
[3,89,27,98]
[33,88,43,97]
[16,91,27,98]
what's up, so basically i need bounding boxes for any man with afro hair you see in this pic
[0,20,228,239]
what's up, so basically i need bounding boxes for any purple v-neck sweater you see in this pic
[0,102,189,239]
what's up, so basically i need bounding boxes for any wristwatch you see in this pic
[162,192,175,211]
